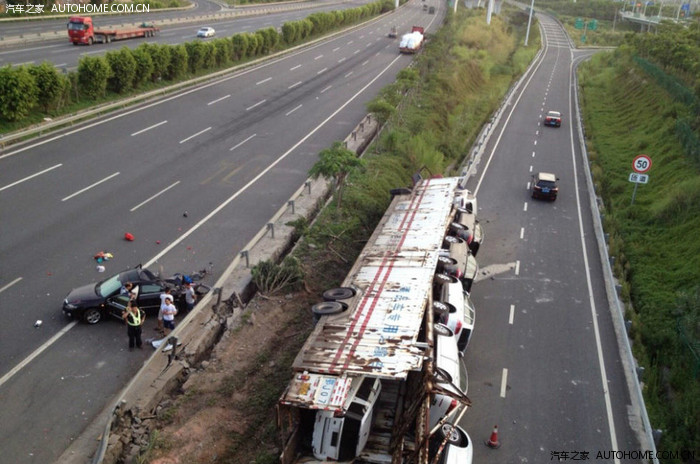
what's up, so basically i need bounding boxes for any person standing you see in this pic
[162,296,178,335]
[158,288,173,335]
[122,300,145,351]
[184,282,197,314]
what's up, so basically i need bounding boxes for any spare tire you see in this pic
[322,287,356,301]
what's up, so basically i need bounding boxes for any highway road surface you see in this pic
[0,1,442,462]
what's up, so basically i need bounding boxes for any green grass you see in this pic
[579,49,700,461]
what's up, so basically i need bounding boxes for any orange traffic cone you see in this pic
[485,425,501,449]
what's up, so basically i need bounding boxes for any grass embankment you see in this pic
[579,50,700,460]
[141,7,538,463]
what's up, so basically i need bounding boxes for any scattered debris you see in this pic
[34,320,42,328]
[124,233,135,241]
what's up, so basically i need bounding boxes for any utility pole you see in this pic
[486,0,493,24]
[524,0,535,45]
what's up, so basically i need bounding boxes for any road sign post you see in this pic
[630,155,652,205]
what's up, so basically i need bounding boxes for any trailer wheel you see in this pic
[322,287,356,301]
[311,301,345,317]
[105,35,111,44]
[88,37,93,45]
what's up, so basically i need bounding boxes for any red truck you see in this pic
[67,16,159,45]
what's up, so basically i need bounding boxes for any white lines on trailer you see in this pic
[246,99,266,111]
[288,81,302,89]
[317,67,327,75]
[0,277,22,294]
[289,64,301,71]
[523,202,528,212]
[361,60,368,66]
[500,368,508,398]
[285,104,302,116]
[0,163,62,192]
[207,94,230,105]
[320,85,332,94]
[314,54,323,60]
[514,260,520,275]
[344,71,353,78]
[256,77,272,85]
[131,181,180,212]
[179,126,211,144]
[131,120,167,136]
[62,172,120,202]
[332,47,340,52]
[229,133,256,151]
[520,227,524,239]
[338,57,346,63]
[509,304,515,325]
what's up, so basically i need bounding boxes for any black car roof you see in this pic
[118,268,157,283]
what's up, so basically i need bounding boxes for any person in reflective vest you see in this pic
[122,300,145,351]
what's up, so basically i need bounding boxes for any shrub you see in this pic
[28,62,64,112]
[201,42,217,69]
[231,33,249,61]
[251,257,304,296]
[0,65,37,122]
[166,44,188,80]
[185,41,205,73]
[140,43,170,82]
[281,22,298,45]
[130,46,154,89]
[77,55,111,99]
[106,48,137,93]
[213,38,232,66]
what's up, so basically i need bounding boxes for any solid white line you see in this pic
[514,260,520,276]
[246,99,266,111]
[61,172,120,202]
[143,53,406,272]
[229,133,257,151]
[500,368,508,398]
[285,104,302,116]
[0,277,22,294]
[520,227,524,239]
[320,85,332,93]
[207,94,230,105]
[130,120,167,136]
[344,71,353,78]
[317,67,327,74]
[288,81,302,89]
[0,321,78,389]
[256,77,272,85]
[509,304,515,325]
[314,54,323,60]
[289,64,301,70]
[0,163,62,192]
[130,181,180,212]
[179,126,211,144]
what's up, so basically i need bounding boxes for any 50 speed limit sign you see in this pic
[632,154,652,173]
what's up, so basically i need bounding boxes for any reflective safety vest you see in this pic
[126,309,143,326]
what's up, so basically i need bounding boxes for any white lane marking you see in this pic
[347,40,354,44]
[320,85,332,93]
[529,165,533,172]
[256,77,272,85]
[353,50,360,54]
[179,126,211,144]
[535,130,539,136]
[229,133,256,151]
[514,260,520,276]
[509,304,515,325]
[143,54,406,276]
[288,81,302,89]
[61,171,119,202]
[520,227,524,239]
[13,61,35,67]
[359,35,365,39]
[362,60,369,66]
[130,120,167,136]
[338,57,346,63]
[54,63,67,68]
[344,71,353,78]
[0,277,22,294]
[246,99,266,111]
[532,151,536,157]
[80,50,102,56]
[317,67,327,75]
[285,104,302,116]
[0,43,62,55]
[523,202,528,212]
[500,368,508,398]
[289,64,301,71]
[314,54,323,60]
[0,321,78,389]
[207,94,230,105]
[527,182,531,189]
[0,163,62,193]
[366,43,371,48]
[130,181,180,212]
[534,140,537,146]
[332,47,340,52]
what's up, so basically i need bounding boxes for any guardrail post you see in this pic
[625,319,632,335]
[636,366,645,382]
[288,200,295,214]
[240,250,249,268]
[305,180,311,194]
[267,222,274,239]
[609,256,615,268]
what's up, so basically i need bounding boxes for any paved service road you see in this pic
[461,14,643,464]
[0,2,441,462]
[0,0,364,70]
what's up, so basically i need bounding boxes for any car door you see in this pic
[104,294,130,320]
[138,283,165,314]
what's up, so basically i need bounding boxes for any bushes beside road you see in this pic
[0,0,394,129]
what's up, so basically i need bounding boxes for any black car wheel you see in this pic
[83,308,102,324]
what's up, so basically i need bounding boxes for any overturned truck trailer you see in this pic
[278,177,474,464]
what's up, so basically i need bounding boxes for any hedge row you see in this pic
[0,0,394,124]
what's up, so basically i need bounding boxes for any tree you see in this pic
[0,65,37,122]
[309,142,365,208]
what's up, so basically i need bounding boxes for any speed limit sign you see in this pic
[633,154,652,173]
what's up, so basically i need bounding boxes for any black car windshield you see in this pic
[96,274,123,298]
[537,180,557,189]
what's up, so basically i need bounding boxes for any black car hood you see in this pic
[64,283,102,307]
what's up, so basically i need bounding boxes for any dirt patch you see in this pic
[144,291,318,464]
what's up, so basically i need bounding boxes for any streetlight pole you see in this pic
[524,0,535,45]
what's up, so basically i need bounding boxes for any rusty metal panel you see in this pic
[280,372,354,410]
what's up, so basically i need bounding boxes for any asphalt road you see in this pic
[460,14,643,464]
[0,2,442,463]
[0,0,366,70]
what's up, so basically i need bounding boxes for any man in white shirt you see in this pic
[161,296,178,335]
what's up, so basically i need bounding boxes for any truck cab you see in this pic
[67,16,94,45]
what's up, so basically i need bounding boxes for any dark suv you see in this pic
[531,172,559,201]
